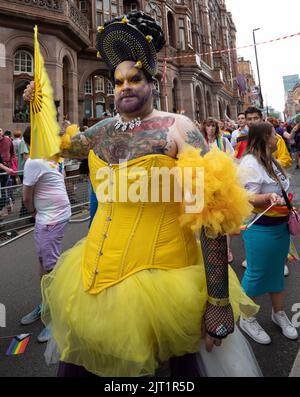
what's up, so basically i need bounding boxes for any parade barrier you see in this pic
[0,172,90,246]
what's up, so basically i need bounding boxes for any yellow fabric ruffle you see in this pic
[41,238,258,377]
[177,147,253,238]
[60,124,80,150]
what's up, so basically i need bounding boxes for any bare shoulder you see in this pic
[82,117,116,140]
[171,114,208,154]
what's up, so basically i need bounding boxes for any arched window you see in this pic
[145,2,162,26]
[94,76,105,93]
[14,50,33,75]
[107,80,114,96]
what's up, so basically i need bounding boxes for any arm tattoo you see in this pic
[185,130,209,156]
[60,118,114,159]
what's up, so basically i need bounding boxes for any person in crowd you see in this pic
[12,129,22,156]
[239,122,298,344]
[20,127,71,343]
[231,112,248,149]
[23,11,260,377]
[201,118,234,154]
[0,127,17,216]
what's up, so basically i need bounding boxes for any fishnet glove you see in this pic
[200,229,234,339]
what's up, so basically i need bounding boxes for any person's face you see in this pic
[0,128,3,140]
[114,61,153,116]
[269,128,278,153]
[237,114,246,128]
[246,112,262,127]
[206,124,217,137]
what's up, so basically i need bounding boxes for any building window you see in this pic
[178,18,186,50]
[124,1,139,14]
[187,17,192,47]
[79,0,87,11]
[84,75,115,120]
[13,79,30,123]
[107,80,114,95]
[167,12,176,48]
[84,78,92,94]
[84,98,93,118]
[95,76,105,93]
[14,50,33,75]
[145,2,162,27]
[96,95,105,117]
[111,3,118,15]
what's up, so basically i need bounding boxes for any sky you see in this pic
[225,0,300,114]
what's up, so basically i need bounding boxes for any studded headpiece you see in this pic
[96,11,165,77]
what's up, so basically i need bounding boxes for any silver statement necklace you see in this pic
[114,114,142,132]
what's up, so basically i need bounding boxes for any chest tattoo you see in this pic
[90,117,176,163]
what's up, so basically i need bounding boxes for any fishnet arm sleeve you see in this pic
[200,229,234,339]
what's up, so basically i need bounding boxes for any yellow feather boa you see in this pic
[177,146,253,238]
[60,124,80,150]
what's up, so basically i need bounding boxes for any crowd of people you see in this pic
[2,10,300,377]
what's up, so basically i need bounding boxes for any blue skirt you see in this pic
[241,223,289,297]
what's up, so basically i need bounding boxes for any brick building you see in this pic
[237,57,257,110]
[0,0,240,131]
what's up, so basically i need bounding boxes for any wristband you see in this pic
[207,296,230,307]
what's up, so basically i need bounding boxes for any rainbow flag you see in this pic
[6,334,31,356]
[288,239,300,263]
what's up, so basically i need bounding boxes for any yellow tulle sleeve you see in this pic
[176,146,253,238]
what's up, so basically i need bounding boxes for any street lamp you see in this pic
[252,28,264,110]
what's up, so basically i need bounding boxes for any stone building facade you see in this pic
[0,0,240,131]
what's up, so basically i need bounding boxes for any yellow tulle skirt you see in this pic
[41,238,258,377]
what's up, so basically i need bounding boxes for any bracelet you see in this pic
[207,296,230,307]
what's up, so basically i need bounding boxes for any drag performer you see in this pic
[24,12,260,377]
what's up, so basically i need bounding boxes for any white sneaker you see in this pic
[37,323,52,343]
[241,260,247,269]
[239,316,271,344]
[284,265,289,277]
[20,304,42,325]
[272,310,298,340]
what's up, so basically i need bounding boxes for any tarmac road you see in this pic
[1,165,300,377]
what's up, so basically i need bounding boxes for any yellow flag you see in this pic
[29,26,60,159]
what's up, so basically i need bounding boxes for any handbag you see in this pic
[279,186,300,236]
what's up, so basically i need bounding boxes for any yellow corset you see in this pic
[82,150,198,294]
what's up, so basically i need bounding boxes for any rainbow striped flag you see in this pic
[6,334,31,356]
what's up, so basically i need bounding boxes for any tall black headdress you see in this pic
[96,11,165,77]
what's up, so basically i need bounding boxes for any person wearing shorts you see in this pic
[20,127,71,342]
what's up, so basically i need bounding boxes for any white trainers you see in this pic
[20,304,42,325]
[239,316,271,344]
[272,310,298,340]
[241,260,247,269]
[284,265,289,277]
[37,323,52,343]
